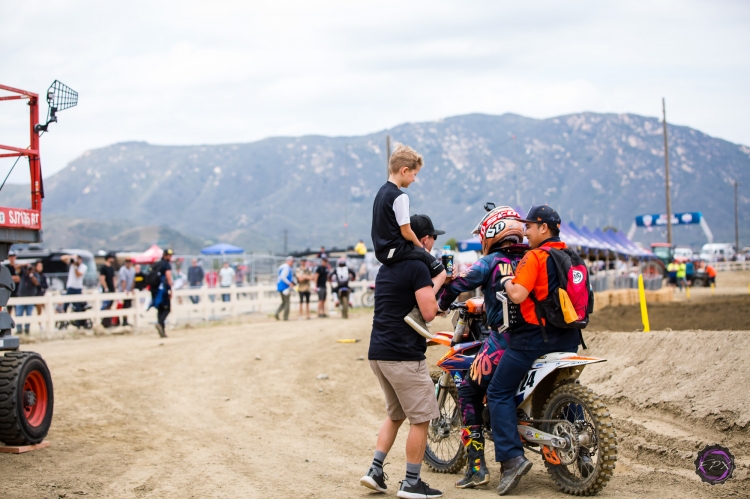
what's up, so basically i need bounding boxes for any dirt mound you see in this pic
[2,311,748,498]
[588,294,750,331]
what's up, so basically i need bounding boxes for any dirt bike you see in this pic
[360,283,375,308]
[335,286,350,319]
[424,294,617,496]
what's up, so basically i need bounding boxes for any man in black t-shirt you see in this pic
[359,257,443,498]
[313,258,330,318]
[151,250,173,338]
[99,253,116,327]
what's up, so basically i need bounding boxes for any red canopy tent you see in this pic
[131,244,163,264]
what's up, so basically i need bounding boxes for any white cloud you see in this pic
[1,0,748,184]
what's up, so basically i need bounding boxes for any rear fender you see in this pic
[515,354,606,418]
[427,331,454,347]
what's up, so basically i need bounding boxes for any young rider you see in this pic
[435,206,528,489]
[490,205,581,496]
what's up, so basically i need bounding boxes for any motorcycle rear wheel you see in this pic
[424,371,465,473]
[541,383,617,496]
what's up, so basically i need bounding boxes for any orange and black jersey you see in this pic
[509,239,580,351]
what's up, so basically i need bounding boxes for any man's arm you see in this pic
[165,269,173,287]
[99,272,107,289]
[75,264,85,278]
[502,279,529,304]
[399,224,423,248]
[415,286,438,322]
[436,258,491,311]
[502,252,536,304]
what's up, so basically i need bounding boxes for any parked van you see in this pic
[673,247,694,261]
[699,243,736,262]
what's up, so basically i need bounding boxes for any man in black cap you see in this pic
[361,213,445,499]
[409,214,445,253]
[487,205,582,495]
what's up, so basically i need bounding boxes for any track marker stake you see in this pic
[638,274,650,333]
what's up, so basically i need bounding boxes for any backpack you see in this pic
[529,246,594,346]
[333,266,350,288]
[146,264,162,288]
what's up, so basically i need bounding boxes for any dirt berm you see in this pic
[0,312,748,498]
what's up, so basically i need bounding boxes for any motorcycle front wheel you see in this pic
[541,383,617,496]
[423,371,465,473]
[360,290,375,308]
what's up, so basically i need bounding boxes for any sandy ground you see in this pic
[1,310,749,498]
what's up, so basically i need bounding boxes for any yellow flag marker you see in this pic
[686,285,691,300]
[336,339,361,343]
[638,274,650,333]
[711,282,715,295]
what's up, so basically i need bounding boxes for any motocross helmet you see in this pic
[337,257,347,267]
[471,205,525,255]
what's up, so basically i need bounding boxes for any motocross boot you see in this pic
[455,426,490,489]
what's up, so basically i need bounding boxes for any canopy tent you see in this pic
[132,244,163,264]
[200,243,245,255]
[457,237,482,252]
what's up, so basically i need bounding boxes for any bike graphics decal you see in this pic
[572,269,584,284]
[694,444,735,485]
[518,370,537,391]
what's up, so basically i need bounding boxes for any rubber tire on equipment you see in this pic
[423,371,466,474]
[541,383,617,496]
[0,351,54,445]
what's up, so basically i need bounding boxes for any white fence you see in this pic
[713,261,750,272]
[6,281,374,333]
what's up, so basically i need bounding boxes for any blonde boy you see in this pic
[371,144,446,337]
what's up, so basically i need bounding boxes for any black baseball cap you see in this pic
[519,205,562,229]
[411,214,446,239]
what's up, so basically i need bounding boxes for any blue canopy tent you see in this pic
[200,243,245,255]
[457,237,482,252]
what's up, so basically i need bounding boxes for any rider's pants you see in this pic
[486,346,577,462]
[457,330,509,428]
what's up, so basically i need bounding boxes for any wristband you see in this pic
[500,276,513,287]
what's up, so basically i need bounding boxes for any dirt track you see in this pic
[1,311,748,498]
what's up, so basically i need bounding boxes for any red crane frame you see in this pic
[0,83,44,243]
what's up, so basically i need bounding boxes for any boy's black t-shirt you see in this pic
[100,265,115,292]
[371,181,411,264]
[368,260,433,361]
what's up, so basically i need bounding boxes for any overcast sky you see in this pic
[1,0,749,183]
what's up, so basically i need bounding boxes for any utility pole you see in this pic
[283,229,288,255]
[734,180,740,252]
[662,98,673,245]
[386,135,391,180]
[511,135,520,207]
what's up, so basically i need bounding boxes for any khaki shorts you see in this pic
[370,360,440,424]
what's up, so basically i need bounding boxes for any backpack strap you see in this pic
[528,293,548,343]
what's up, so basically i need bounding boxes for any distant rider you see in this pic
[436,206,528,489]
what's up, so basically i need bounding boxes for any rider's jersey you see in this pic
[437,244,528,330]
[330,266,355,289]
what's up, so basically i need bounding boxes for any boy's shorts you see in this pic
[369,359,440,424]
[299,291,310,303]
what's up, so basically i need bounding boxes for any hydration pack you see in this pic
[146,264,162,289]
[334,266,350,288]
[529,246,594,344]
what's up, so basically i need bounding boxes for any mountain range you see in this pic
[3,112,748,253]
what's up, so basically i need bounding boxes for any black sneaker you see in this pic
[397,478,443,498]
[496,455,532,496]
[360,467,388,493]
